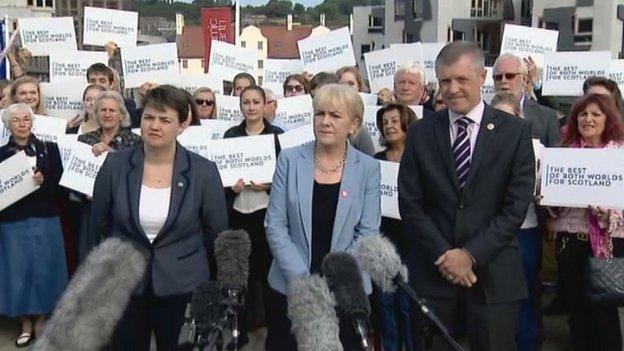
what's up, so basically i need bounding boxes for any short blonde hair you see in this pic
[94,91,131,128]
[313,83,363,128]
[1,103,35,126]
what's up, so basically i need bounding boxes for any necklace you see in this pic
[314,152,346,174]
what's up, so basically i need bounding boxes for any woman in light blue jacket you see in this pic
[264,83,381,351]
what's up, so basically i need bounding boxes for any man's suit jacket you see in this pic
[265,141,381,295]
[91,145,229,296]
[398,103,535,303]
[523,97,561,147]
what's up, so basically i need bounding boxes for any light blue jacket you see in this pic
[265,141,381,295]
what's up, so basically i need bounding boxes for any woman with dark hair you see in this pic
[282,74,309,97]
[91,85,228,350]
[374,103,416,351]
[547,93,624,351]
[582,76,624,120]
[223,85,283,349]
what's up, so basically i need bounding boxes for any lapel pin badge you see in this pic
[341,190,348,198]
[487,123,495,131]
[178,181,184,188]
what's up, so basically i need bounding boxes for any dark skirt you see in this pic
[0,217,68,316]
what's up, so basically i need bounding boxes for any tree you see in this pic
[293,3,305,17]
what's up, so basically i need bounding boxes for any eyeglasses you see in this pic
[10,117,32,125]
[493,73,522,81]
[285,85,304,93]
[195,99,215,106]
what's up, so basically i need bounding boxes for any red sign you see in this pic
[201,7,234,73]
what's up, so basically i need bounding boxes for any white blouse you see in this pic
[139,185,171,243]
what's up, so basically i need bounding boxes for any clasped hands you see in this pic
[231,178,270,193]
[435,248,477,288]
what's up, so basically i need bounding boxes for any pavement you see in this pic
[0,295,574,351]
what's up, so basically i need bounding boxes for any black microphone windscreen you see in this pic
[34,238,147,351]
[214,229,251,290]
[287,275,343,351]
[321,252,370,318]
[355,235,408,293]
[190,281,222,326]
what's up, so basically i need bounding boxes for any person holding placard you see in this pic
[582,76,624,120]
[374,103,416,351]
[223,85,283,349]
[86,63,141,127]
[265,83,381,351]
[66,84,107,135]
[232,73,256,97]
[283,74,310,97]
[10,76,44,115]
[91,85,228,350]
[192,87,216,119]
[545,93,624,351]
[399,41,535,351]
[337,66,368,93]
[0,103,68,348]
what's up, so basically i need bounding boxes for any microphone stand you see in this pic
[393,276,464,351]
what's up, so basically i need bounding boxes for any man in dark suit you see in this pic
[493,53,560,350]
[398,41,535,350]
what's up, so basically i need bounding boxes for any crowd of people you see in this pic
[0,38,623,351]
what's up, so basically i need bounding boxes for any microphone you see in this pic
[322,252,371,351]
[287,275,343,351]
[213,229,251,348]
[34,238,147,351]
[178,281,227,350]
[355,235,464,351]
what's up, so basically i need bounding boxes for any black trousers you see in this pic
[555,233,623,351]
[230,209,272,340]
[109,292,191,351]
[413,293,519,351]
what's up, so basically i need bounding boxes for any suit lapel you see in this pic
[153,145,189,245]
[465,105,498,188]
[330,144,357,249]
[297,143,314,249]
[126,147,151,247]
[433,113,460,191]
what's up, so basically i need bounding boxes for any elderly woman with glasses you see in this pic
[0,103,68,348]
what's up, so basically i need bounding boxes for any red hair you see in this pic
[561,93,624,146]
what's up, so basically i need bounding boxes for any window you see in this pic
[368,14,383,33]
[241,41,246,48]
[360,44,371,61]
[27,0,33,5]
[470,0,497,18]
[276,42,282,50]
[544,21,559,31]
[258,76,263,86]
[452,31,464,41]
[258,60,263,69]
[575,18,593,45]
[257,41,263,50]
[394,0,405,17]
[201,59,205,68]
[182,60,188,69]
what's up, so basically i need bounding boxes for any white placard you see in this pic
[121,43,180,88]
[193,134,276,187]
[0,151,40,211]
[263,59,304,97]
[362,106,383,153]
[274,95,313,130]
[31,115,68,143]
[542,51,611,96]
[408,105,424,119]
[297,27,356,74]
[40,82,87,120]
[199,119,235,140]
[215,94,243,124]
[83,7,138,48]
[500,24,558,68]
[50,51,108,83]
[390,42,424,67]
[481,67,495,103]
[177,125,212,155]
[277,124,315,150]
[56,134,79,168]
[176,74,224,95]
[540,148,624,209]
[422,42,446,83]
[208,40,258,83]
[609,60,624,94]
[365,48,399,93]
[379,160,400,220]
[359,93,378,106]
[19,17,77,56]
[59,142,108,197]
[0,120,10,146]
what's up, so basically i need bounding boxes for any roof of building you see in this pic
[178,25,204,59]
[259,25,313,59]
